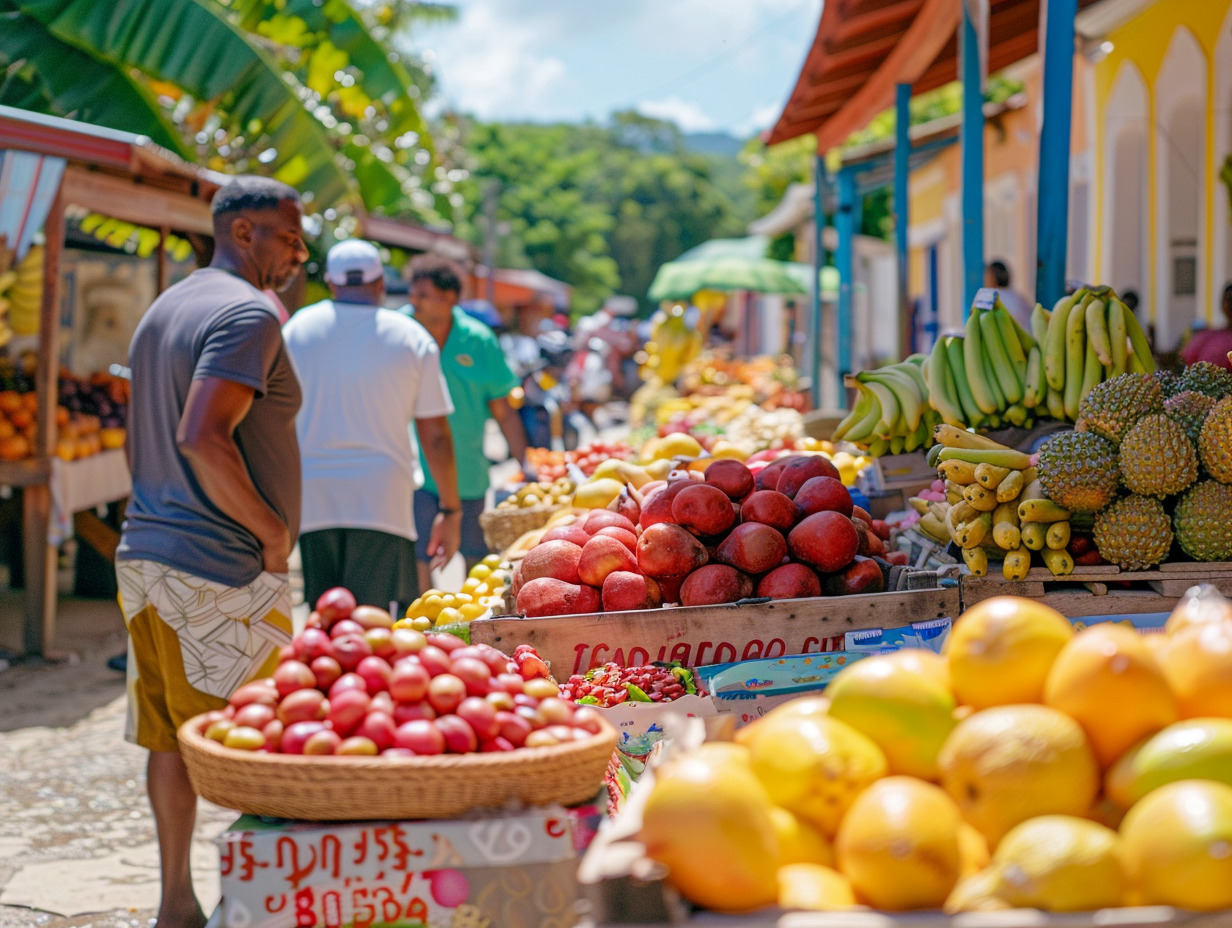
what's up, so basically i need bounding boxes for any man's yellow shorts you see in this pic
[117,560,293,753]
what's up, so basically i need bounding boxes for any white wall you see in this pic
[1103,62,1150,304]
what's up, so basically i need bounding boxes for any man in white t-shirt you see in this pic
[283,240,462,615]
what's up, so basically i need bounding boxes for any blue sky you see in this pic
[407,0,823,137]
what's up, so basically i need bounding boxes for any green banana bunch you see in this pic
[831,359,940,455]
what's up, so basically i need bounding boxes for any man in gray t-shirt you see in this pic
[116,176,307,928]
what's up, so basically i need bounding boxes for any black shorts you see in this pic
[413,490,488,561]
[299,528,418,616]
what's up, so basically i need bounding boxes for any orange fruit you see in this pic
[835,776,965,910]
[825,649,958,780]
[1156,620,1232,719]
[1120,779,1232,910]
[948,596,1073,708]
[1043,623,1177,767]
[1165,587,1232,636]
[938,704,1100,846]
[638,745,780,913]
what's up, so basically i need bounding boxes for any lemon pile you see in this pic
[495,478,574,511]
[639,586,1232,915]
[393,556,510,630]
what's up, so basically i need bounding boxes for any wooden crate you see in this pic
[959,561,1232,618]
[469,587,961,678]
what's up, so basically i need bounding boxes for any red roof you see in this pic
[766,0,1105,148]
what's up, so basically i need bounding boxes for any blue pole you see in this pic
[1035,0,1077,306]
[811,153,827,410]
[895,83,912,352]
[960,1,985,315]
[837,167,856,398]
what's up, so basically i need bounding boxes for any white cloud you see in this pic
[733,101,784,138]
[414,2,568,120]
[637,97,718,133]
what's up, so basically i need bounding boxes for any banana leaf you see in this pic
[12,0,355,210]
[0,5,190,156]
[229,0,430,147]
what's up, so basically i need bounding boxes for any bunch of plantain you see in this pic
[923,425,1073,580]
[4,243,43,339]
[921,286,1156,432]
[832,354,942,455]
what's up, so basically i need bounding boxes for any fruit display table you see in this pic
[47,447,130,544]
[470,585,961,678]
[958,561,1232,619]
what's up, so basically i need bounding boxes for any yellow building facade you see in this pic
[908,0,1232,354]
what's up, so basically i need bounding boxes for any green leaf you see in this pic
[0,5,191,156]
[624,683,652,702]
[11,0,356,210]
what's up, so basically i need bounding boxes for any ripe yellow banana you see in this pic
[962,545,988,576]
[1021,522,1047,550]
[1041,547,1074,576]
[1002,547,1031,581]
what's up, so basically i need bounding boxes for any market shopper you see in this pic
[283,239,461,614]
[404,254,530,588]
[116,176,308,928]
[987,259,1033,330]
[1181,282,1232,370]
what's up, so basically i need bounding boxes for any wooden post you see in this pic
[24,186,64,656]
[836,168,856,394]
[960,0,987,315]
[810,153,827,410]
[895,83,913,357]
[156,225,169,294]
[1035,0,1077,306]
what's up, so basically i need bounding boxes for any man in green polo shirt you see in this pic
[406,254,531,590]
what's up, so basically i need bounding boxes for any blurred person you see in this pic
[283,240,460,616]
[405,255,531,587]
[1180,283,1232,370]
[117,176,308,928]
[987,259,1032,329]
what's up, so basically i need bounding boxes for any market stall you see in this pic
[0,104,222,655]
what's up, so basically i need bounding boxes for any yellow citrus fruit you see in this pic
[825,649,958,780]
[835,776,966,910]
[1164,588,1232,636]
[1105,718,1232,809]
[938,704,1100,846]
[944,868,1011,914]
[435,607,462,626]
[481,553,502,569]
[769,807,834,867]
[948,597,1073,708]
[468,564,492,581]
[458,603,486,622]
[958,821,991,877]
[989,815,1127,911]
[746,715,886,837]
[1043,623,1177,768]
[418,594,444,620]
[1156,620,1232,719]
[460,578,482,595]
[654,432,703,460]
[776,863,855,911]
[638,748,780,912]
[734,695,830,747]
[1120,779,1232,911]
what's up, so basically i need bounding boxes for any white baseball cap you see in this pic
[324,239,383,286]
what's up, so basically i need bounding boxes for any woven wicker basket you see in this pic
[479,503,566,555]
[178,714,617,821]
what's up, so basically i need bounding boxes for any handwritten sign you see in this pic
[471,587,961,677]
[216,809,586,928]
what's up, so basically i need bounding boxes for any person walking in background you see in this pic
[1181,283,1232,370]
[404,254,530,589]
[987,259,1033,330]
[116,176,307,928]
[283,240,461,616]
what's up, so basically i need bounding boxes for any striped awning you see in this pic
[0,149,65,262]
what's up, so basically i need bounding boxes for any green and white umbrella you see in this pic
[648,254,808,302]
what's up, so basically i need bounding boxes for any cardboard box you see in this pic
[597,694,717,771]
[211,804,601,928]
[694,618,953,727]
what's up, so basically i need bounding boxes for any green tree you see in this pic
[0,0,451,220]
[450,113,744,315]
